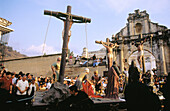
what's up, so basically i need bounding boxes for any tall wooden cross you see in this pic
[44,6,91,84]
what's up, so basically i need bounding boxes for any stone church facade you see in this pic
[113,9,169,75]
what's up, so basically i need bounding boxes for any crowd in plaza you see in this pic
[0,56,169,111]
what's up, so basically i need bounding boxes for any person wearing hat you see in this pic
[51,57,61,82]
[75,68,90,90]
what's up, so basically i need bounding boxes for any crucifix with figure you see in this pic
[44,5,91,84]
[95,38,118,69]
[132,34,147,73]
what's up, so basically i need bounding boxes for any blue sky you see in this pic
[1,0,170,57]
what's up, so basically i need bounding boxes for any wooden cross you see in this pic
[44,6,91,84]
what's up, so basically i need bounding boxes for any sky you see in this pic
[1,0,170,57]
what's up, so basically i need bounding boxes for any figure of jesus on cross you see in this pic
[101,41,118,68]
[132,37,147,70]
[95,38,119,69]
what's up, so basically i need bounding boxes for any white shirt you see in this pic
[46,82,52,90]
[76,56,80,60]
[28,84,36,96]
[12,77,17,84]
[16,80,29,95]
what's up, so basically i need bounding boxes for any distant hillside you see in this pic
[0,45,27,60]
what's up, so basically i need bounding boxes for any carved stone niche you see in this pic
[135,23,143,34]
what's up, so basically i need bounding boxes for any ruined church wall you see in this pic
[3,54,61,77]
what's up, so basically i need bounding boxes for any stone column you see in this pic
[120,44,124,73]
[159,40,167,75]
[0,31,2,41]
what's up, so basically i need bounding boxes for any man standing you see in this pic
[51,57,61,82]
[92,54,97,61]
[128,60,140,83]
[0,71,12,94]
[74,55,80,65]
[16,75,29,99]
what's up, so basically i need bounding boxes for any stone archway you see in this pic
[127,49,157,74]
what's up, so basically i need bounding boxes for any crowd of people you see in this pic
[67,54,105,67]
[0,67,54,102]
[0,57,169,110]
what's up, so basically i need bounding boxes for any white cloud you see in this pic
[22,44,61,56]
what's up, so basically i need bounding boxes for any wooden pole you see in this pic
[59,6,71,84]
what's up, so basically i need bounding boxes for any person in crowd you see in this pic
[82,60,89,67]
[142,70,151,85]
[0,71,12,94]
[99,57,103,63]
[51,57,61,82]
[1,66,6,75]
[123,67,129,84]
[74,55,80,65]
[44,77,48,88]
[119,75,124,93]
[39,84,46,90]
[102,78,108,94]
[125,63,161,111]
[11,73,17,85]
[26,73,32,84]
[16,75,29,99]
[79,60,83,66]
[28,78,36,97]
[93,58,100,67]
[11,73,17,95]
[92,54,97,61]
[57,85,94,111]
[162,72,169,111]
[75,68,90,90]
[64,80,69,86]
[105,61,119,99]
[0,72,16,111]
[16,75,22,84]
[37,77,41,87]
[128,60,140,83]
[91,70,102,95]
[69,55,73,65]
[34,77,39,91]
[46,79,52,90]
